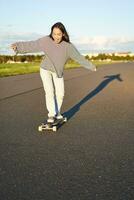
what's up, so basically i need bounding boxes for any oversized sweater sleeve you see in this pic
[13,36,47,54]
[68,43,96,71]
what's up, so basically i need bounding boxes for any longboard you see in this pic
[38,117,67,132]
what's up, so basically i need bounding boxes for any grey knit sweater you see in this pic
[14,36,96,78]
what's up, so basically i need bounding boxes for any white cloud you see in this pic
[0,31,42,42]
[73,35,134,52]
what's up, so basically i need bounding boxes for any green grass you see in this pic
[0,62,40,77]
[0,60,121,77]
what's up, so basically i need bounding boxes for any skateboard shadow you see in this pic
[63,74,123,120]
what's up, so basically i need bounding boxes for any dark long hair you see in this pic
[49,22,70,43]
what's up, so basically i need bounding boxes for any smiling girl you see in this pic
[11,22,96,123]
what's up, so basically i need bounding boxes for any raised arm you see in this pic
[11,36,47,54]
[68,43,96,71]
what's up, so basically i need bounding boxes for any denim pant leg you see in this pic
[52,72,65,114]
[40,68,56,117]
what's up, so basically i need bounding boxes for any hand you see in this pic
[11,44,17,52]
[94,67,97,71]
[93,65,97,72]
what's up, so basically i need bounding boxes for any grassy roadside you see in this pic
[0,60,121,77]
[0,62,40,77]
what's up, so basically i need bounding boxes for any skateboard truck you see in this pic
[38,117,67,132]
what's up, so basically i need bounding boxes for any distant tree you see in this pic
[20,56,26,62]
[85,55,89,60]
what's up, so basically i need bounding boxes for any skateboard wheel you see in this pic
[53,126,57,132]
[64,117,67,122]
[38,126,42,132]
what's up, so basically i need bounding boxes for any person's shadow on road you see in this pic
[63,74,123,120]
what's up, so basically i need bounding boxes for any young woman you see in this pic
[11,22,97,123]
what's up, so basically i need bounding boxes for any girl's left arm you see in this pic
[68,43,96,71]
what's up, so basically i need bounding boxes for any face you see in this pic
[52,27,64,44]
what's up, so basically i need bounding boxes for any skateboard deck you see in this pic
[38,117,67,132]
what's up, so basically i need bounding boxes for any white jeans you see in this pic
[40,68,65,117]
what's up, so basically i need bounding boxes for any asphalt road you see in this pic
[0,63,134,200]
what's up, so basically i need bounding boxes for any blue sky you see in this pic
[1,0,134,54]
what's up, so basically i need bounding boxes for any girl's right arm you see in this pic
[11,37,46,54]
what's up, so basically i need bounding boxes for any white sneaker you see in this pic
[56,113,63,120]
[47,116,55,123]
